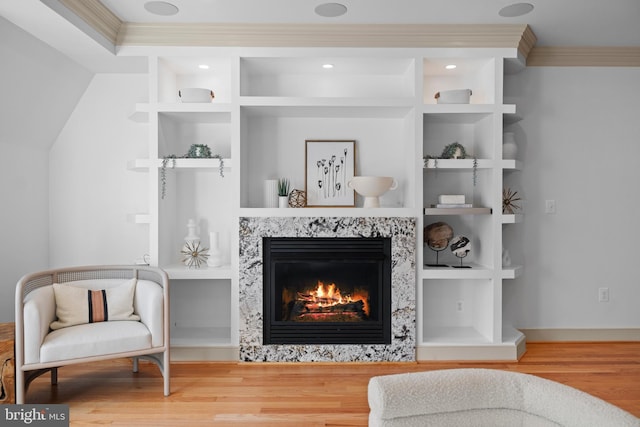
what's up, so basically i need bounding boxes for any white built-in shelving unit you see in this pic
[127,46,525,361]
[420,54,524,360]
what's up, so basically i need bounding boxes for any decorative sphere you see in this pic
[288,189,307,208]
[450,236,471,258]
[424,222,453,251]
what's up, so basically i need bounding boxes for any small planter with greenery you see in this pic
[161,144,225,199]
[277,178,290,208]
[423,142,478,186]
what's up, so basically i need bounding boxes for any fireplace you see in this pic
[263,237,392,345]
[239,216,415,362]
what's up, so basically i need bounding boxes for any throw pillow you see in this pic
[50,278,140,330]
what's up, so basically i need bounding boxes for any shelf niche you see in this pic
[423,57,496,105]
[239,106,416,209]
[240,56,416,98]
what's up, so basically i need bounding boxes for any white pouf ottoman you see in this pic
[368,368,639,427]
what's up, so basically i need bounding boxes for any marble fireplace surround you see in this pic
[238,216,416,362]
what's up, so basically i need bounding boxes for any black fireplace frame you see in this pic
[263,237,392,345]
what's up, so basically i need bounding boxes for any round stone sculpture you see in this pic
[450,236,471,258]
[424,222,454,250]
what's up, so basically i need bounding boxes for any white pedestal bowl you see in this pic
[348,176,398,208]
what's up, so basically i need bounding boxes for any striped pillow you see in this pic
[50,279,140,330]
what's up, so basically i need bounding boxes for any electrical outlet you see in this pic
[545,199,556,214]
[598,287,609,302]
[456,300,464,312]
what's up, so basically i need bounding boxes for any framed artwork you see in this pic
[305,140,356,207]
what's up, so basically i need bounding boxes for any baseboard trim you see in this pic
[416,332,526,362]
[166,329,640,361]
[416,341,526,361]
[171,346,240,361]
[521,328,640,342]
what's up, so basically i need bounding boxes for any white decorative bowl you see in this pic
[178,88,214,103]
[348,176,398,208]
[435,89,472,104]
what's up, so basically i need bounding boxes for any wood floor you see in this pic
[25,342,640,426]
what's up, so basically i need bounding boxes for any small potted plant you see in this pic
[160,144,224,199]
[423,142,478,186]
[278,178,290,208]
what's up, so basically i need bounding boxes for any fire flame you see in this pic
[314,281,345,303]
[304,281,369,316]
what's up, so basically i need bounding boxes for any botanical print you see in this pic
[305,140,355,207]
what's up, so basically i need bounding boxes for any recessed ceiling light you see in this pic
[498,3,534,18]
[315,3,348,18]
[198,64,210,70]
[322,64,334,69]
[445,64,457,70]
[144,1,179,16]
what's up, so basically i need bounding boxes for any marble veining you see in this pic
[239,216,416,362]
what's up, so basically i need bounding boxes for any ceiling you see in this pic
[1,0,639,73]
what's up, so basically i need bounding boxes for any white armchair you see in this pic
[15,265,170,404]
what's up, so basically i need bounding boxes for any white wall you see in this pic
[0,143,48,321]
[3,32,639,334]
[49,74,149,267]
[503,66,640,329]
[0,17,92,322]
[0,16,92,150]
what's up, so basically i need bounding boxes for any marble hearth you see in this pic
[238,216,416,362]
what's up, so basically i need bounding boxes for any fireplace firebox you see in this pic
[263,237,392,345]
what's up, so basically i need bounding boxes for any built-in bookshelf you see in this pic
[128,47,525,361]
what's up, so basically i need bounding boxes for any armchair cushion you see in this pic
[40,321,151,363]
[23,285,56,365]
[50,278,140,330]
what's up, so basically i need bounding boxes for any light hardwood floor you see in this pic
[25,342,640,426]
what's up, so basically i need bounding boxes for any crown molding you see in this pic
[45,4,640,68]
[528,46,640,66]
[59,0,122,45]
[517,25,537,59]
[117,23,532,51]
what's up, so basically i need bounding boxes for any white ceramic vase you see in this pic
[278,196,289,208]
[502,248,512,267]
[207,231,223,267]
[264,180,278,208]
[348,176,398,208]
[503,132,518,160]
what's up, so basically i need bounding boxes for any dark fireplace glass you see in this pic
[263,237,391,345]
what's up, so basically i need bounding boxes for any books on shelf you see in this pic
[438,195,465,204]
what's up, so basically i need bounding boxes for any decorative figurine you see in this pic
[181,219,208,268]
[288,189,307,208]
[502,188,522,214]
[450,235,471,268]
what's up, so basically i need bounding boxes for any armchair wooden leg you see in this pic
[133,357,139,373]
[15,371,24,404]
[163,350,170,396]
[51,367,58,385]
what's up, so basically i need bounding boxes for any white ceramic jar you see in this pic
[503,132,518,160]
